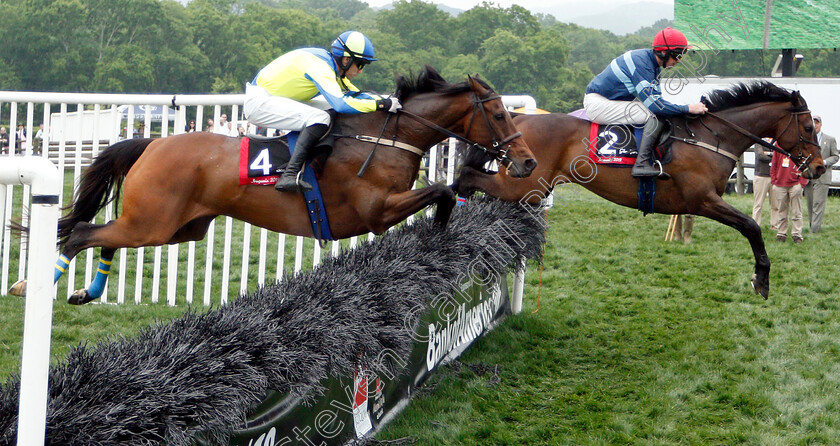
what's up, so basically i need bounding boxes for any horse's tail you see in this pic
[56,138,156,247]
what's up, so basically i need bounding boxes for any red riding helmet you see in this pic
[652,27,690,51]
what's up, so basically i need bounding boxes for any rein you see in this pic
[351,90,523,178]
[704,107,817,174]
[397,92,523,168]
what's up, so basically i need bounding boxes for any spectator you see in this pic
[15,124,27,152]
[770,149,807,243]
[185,120,197,133]
[668,215,694,243]
[205,119,214,133]
[214,114,232,136]
[34,124,44,155]
[752,141,777,229]
[803,115,838,233]
[237,125,246,137]
[0,127,10,154]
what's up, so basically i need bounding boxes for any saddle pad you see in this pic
[586,123,643,166]
[238,136,290,185]
[238,134,336,241]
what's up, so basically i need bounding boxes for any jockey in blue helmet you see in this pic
[244,31,401,193]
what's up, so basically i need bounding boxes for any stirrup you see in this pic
[275,170,312,192]
[653,160,670,180]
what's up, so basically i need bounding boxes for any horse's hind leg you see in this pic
[67,247,116,305]
[9,221,104,297]
[66,217,216,305]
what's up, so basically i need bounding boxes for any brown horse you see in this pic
[454,81,825,298]
[11,66,536,304]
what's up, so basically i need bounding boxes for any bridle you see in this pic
[704,104,819,175]
[397,91,523,171]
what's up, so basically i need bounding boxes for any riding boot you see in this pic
[275,123,329,193]
[632,117,670,180]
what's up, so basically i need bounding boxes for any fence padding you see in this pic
[0,198,545,446]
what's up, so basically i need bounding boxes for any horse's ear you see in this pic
[467,75,484,94]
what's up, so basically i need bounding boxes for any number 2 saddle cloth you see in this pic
[567,109,673,166]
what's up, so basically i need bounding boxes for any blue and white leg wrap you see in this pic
[86,257,113,299]
[54,254,71,283]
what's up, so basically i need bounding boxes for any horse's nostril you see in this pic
[524,158,537,171]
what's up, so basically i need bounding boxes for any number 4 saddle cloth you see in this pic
[239,134,336,241]
[238,134,331,185]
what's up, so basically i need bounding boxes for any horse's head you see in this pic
[459,75,537,178]
[772,90,825,179]
[395,66,536,178]
[702,82,825,180]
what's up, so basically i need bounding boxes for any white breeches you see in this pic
[244,83,331,131]
[583,93,652,125]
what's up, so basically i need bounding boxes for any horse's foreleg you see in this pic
[697,197,770,299]
[454,166,545,204]
[377,184,456,232]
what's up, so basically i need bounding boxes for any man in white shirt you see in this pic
[214,114,235,136]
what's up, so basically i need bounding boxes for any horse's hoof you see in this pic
[8,280,27,297]
[68,289,96,305]
[750,274,769,300]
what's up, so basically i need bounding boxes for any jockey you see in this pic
[244,31,401,192]
[583,27,708,179]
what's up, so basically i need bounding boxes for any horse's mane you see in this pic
[394,65,493,101]
[701,81,794,112]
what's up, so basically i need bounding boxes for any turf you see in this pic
[376,188,840,445]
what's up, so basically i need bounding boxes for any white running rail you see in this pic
[0,156,60,446]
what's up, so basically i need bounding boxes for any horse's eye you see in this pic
[804,125,813,132]
[494,112,505,120]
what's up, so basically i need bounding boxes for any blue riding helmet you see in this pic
[331,31,377,62]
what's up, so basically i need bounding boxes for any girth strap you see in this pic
[669,136,741,162]
[354,135,425,156]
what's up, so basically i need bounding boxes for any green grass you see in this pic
[2,186,840,445]
[376,188,840,445]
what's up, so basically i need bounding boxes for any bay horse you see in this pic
[10,66,537,304]
[454,81,825,298]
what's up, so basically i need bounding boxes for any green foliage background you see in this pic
[1,0,839,113]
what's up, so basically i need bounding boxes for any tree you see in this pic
[453,2,539,56]
[376,0,454,54]
[479,30,535,94]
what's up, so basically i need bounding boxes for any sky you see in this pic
[364,0,673,10]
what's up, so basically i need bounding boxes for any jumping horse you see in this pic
[10,66,537,304]
[454,81,825,298]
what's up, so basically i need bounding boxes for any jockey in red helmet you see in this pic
[244,31,401,193]
[584,27,707,179]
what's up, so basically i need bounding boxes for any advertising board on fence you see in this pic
[220,274,510,446]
